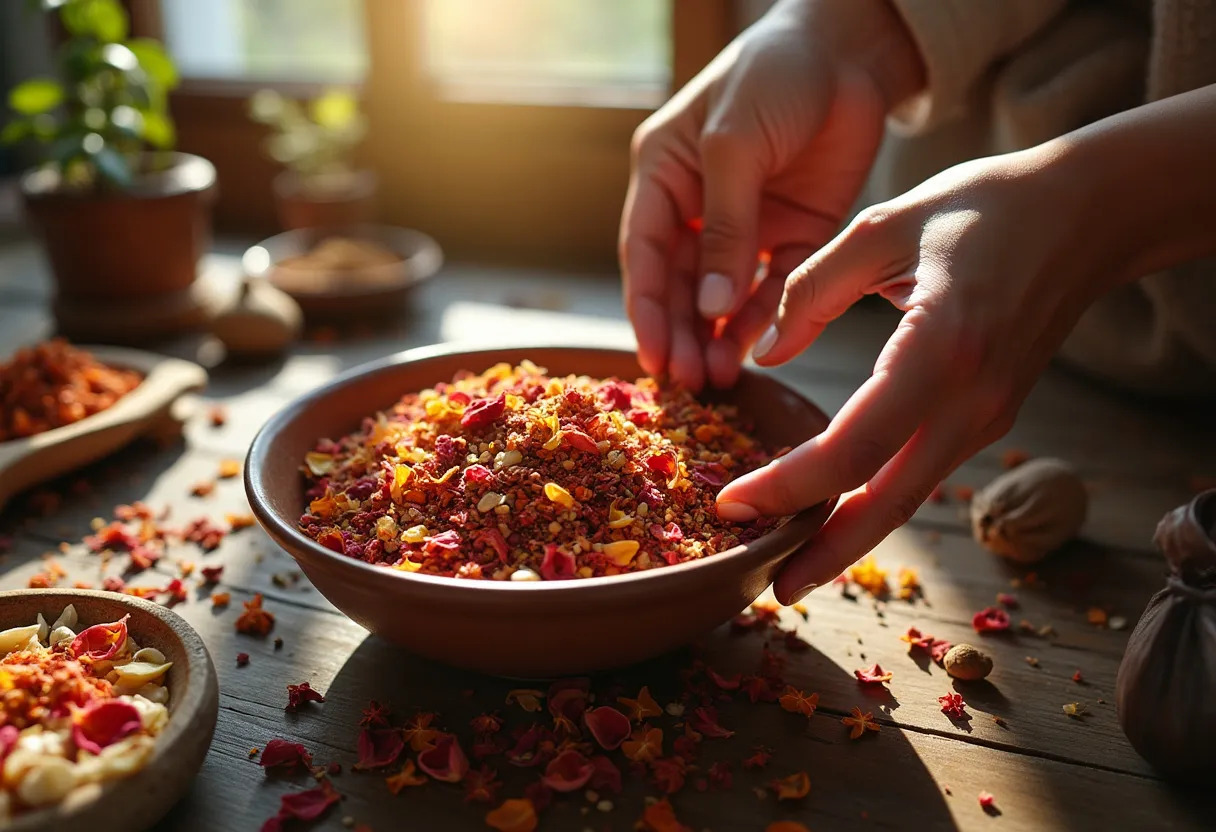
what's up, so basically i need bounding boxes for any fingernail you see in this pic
[698,272,734,318]
[717,500,760,522]
[788,583,817,605]
[751,325,778,361]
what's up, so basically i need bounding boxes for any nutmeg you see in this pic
[943,643,993,681]
[970,457,1087,563]
[210,278,302,359]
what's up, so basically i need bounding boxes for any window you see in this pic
[421,0,671,107]
[160,0,367,83]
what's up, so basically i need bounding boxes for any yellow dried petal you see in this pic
[519,359,547,376]
[401,524,429,543]
[484,362,513,383]
[390,464,413,502]
[505,394,524,411]
[395,558,423,572]
[544,482,574,508]
[603,540,640,566]
[424,398,448,418]
[542,431,563,452]
[308,494,338,520]
[607,501,634,529]
[112,659,173,686]
[375,516,398,541]
[545,378,564,396]
[0,624,41,653]
[304,452,334,476]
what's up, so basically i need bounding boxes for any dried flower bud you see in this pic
[970,458,1087,563]
[1117,490,1216,782]
[943,643,993,681]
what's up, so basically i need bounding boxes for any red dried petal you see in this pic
[929,640,953,664]
[688,706,734,739]
[417,733,469,783]
[355,727,405,770]
[464,464,494,485]
[588,755,622,795]
[259,739,313,771]
[461,394,506,430]
[540,748,595,792]
[938,693,968,720]
[706,668,741,690]
[584,706,631,750]
[360,700,391,729]
[563,428,599,453]
[72,700,141,754]
[854,664,893,684]
[645,451,677,477]
[979,791,997,810]
[69,615,129,662]
[540,544,576,581]
[200,565,224,584]
[286,681,325,712]
[277,778,340,822]
[650,756,687,794]
[972,607,1011,633]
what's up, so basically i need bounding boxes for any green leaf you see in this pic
[310,88,358,130]
[140,110,175,149]
[126,38,178,91]
[48,132,85,166]
[61,0,128,43]
[91,143,133,188]
[9,78,64,115]
[0,120,31,145]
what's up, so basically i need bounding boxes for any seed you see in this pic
[548,521,562,535]
[595,440,610,453]
[477,491,503,513]
[561,459,574,470]
[510,568,541,582]
[603,540,640,566]
[597,800,613,812]
[401,524,428,543]
[494,504,510,515]
[496,449,522,469]
[637,502,649,516]
[544,482,574,507]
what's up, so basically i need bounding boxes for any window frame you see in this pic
[131,0,737,264]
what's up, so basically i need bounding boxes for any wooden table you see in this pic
[2,239,1214,832]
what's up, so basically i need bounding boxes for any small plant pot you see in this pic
[21,152,218,344]
[273,169,377,232]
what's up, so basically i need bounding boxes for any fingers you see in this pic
[696,132,764,320]
[717,309,952,520]
[620,175,682,377]
[772,403,974,604]
[667,230,709,391]
[752,208,916,367]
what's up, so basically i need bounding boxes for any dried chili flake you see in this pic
[183,517,226,551]
[200,564,224,584]
[69,615,129,662]
[218,459,242,479]
[227,512,256,530]
[650,756,687,794]
[485,798,538,832]
[236,652,250,667]
[622,726,662,762]
[639,798,692,832]
[505,689,545,713]
[211,591,231,607]
[190,480,216,498]
[102,575,126,592]
[771,771,810,801]
[978,791,997,810]
[402,712,440,751]
[1087,607,1109,627]
[162,577,189,604]
[617,686,662,722]
[842,707,880,739]
[540,748,595,792]
[417,733,469,783]
[385,759,427,794]
[584,706,631,750]
[286,681,325,712]
[688,706,734,738]
[259,739,313,771]
[1072,670,1084,684]
[72,699,141,754]
[778,687,819,717]
[236,593,275,636]
[208,405,228,427]
[938,693,968,720]
[854,663,893,684]
[463,764,501,803]
[972,607,1011,633]
[742,747,773,769]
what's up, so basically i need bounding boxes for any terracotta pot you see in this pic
[21,152,217,343]
[246,344,836,678]
[273,169,377,231]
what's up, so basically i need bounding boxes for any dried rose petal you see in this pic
[259,739,313,771]
[540,748,595,792]
[485,798,538,832]
[584,706,631,750]
[69,615,129,662]
[461,393,506,430]
[688,706,734,739]
[706,667,741,690]
[588,755,622,794]
[938,692,968,720]
[72,700,142,754]
[355,727,405,770]
[771,771,811,800]
[417,733,469,783]
[639,798,689,832]
[650,756,687,794]
[854,663,893,684]
[617,686,662,721]
[360,700,391,729]
[539,544,576,581]
[385,759,427,794]
[972,607,1011,633]
[286,681,325,712]
[276,778,340,822]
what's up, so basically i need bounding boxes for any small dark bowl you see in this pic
[246,345,833,677]
[1,589,218,832]
[241,224,443,324]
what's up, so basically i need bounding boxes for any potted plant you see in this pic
[3,0,216,344]
[248,87,375,231]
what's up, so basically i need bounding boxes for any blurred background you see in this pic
[1,0,772,269]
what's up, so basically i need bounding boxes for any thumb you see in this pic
[696,131,763,319]
[752,207,914,366]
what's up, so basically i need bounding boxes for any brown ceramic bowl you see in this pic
[242,223,443,324]
[245,345,833,677]
[0,589,219,832]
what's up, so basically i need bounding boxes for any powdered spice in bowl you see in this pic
[247,345,834,677]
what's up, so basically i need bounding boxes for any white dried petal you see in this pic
[48,626,76,648]
[0,624,41,654]
[16,757,76,807]
[111,659,173,687]
[510,568,541,582]
[95,735,154,777]
[477,492,503,513]
[36,614,48,645]
[129,694,170,733]
[52,605,77,631]
[131,647,166,665]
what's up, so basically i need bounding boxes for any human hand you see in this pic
[619,0,924,390]
[717,147,1121,604]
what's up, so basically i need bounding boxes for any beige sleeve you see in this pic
[886,0,1070,134]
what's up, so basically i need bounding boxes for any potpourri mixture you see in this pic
[0,606,171,820]
[299,361,786,580]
